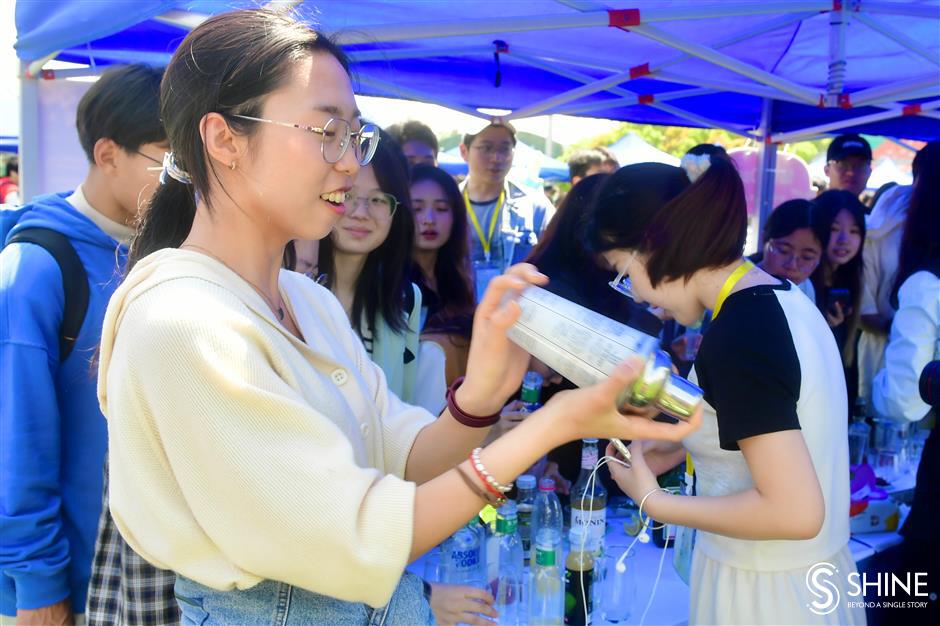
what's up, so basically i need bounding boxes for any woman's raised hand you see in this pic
[457,264,548,415]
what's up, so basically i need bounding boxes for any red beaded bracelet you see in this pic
[446,377,501,428]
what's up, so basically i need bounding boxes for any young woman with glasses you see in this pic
[316,129,432,406]
[753,199,828,302]
[96,10,699,625]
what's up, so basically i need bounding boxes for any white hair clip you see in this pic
[680,153,712,183]
[160,151,193,185]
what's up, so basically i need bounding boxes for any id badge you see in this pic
[473,260,501,303]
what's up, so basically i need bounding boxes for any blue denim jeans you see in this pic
[174,572,434,626]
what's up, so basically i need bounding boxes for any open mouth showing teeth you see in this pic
[321,191,347,205]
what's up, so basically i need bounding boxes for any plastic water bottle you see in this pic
[441,522,484,588]
[521,371,544,410]
[531,478,564,549]
[516,474,537,564]
[529,528,564,624]
[529,478,564,624]
[490,501,524,625]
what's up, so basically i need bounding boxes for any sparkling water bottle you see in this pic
[529,527,564,625]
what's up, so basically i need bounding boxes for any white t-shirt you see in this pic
[684,279,850,571]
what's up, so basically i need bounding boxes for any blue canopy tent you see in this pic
[14,0,940,224]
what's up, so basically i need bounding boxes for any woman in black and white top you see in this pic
[588,160,863,625]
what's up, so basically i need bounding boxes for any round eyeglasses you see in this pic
[348,189,399,219]
[231,114,379,166]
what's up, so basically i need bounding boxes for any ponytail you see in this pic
[128,176,197,272]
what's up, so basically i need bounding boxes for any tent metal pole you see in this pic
[333,3,829,44]
[848,75,940,108]
[756,98,777,248]
[627,23,820,105]
[507,9,816,120]
[348,45,492,62]
[551,87,714,115]
[824,2,847,108]
[648,102,759,139]
[852,2,940,19]
[25,52,59,78]
[655,71,805,103]
[507,67,638,119]
[886,138,920,153]
[19,61,41,202]
[353,75,486,119]
[509,52,639,100]
[852,12,940,67]
[770,100,940,143]
[153,9,210,30]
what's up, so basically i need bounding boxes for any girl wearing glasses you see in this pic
[592,160,862,625]
[95,9,699,626]
[754,199,829,302]
[316,129,435,408]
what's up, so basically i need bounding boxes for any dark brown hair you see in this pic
[586,158,747,287]
[128,9,349,271]
[318,129,415,335]
[409,164,475,330]
[810,189,867,364]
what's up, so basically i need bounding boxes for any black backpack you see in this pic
[4,227,89,361]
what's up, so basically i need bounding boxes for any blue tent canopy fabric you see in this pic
[13,1,940,140]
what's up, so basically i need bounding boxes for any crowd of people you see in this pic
[1,8,937,626]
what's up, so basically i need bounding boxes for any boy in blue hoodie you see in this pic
[1,64,166,626]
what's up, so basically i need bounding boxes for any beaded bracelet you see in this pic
[456,463,506,507]
[469,447,513,495]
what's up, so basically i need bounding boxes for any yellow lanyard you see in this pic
[712,260,754,320]
[464,186,505,263]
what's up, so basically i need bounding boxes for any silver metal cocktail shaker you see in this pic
[507,286,703,461]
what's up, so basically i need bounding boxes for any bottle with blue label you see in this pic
[441,522,485,588]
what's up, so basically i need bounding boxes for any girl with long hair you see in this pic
[409,164,476,385]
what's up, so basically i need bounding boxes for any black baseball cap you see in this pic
[827,134,872,162]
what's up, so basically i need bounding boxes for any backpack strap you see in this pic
[6,228,90,361]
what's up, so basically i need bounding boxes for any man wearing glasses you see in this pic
[824,133,873,198]
[458,119,555,300]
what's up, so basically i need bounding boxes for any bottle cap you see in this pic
[517,474,537,489]
[538,477,556,492]
[498,500,517,517]
[568,526,590,548]
[583,438,598,444]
